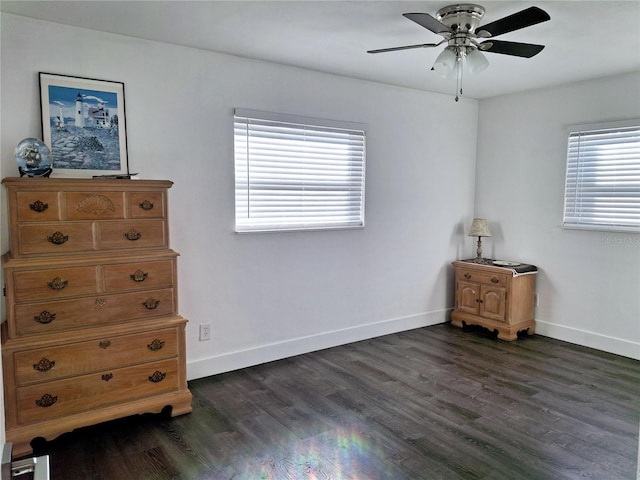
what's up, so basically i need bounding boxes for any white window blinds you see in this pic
[563,120,640,232]
[234,109,366,232]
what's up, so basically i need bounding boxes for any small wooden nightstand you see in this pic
[451,260,537,340]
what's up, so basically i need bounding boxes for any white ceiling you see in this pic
[2,1,639,99]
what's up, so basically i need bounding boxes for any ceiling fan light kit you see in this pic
[368,4,550,101]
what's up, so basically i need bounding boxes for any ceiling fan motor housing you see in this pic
[437,4,486,51]
[436,4,485,33]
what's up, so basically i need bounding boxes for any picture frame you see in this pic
[39,72,129,177]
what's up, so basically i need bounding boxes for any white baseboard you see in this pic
[187,309,451,380]
[535,319,640,361]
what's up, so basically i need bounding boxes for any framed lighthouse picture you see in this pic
[39,73,129,177]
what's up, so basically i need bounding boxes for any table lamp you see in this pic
[468,218,491,263]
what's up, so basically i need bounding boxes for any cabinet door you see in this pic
[480,285,506,322]
[456,281,480,315]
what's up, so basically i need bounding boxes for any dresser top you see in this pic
[453,259,537,276]
[2,177,173,190]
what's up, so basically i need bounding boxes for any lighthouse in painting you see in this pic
[75,93,84,127]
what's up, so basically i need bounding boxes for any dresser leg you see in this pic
[497,329,518,341]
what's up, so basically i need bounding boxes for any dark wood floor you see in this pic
[29,323,640,480]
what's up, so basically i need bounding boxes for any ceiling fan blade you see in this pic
[476,6,550,38]
[367,43,439,54]
[403,13,452,35]
[479,40,545,58]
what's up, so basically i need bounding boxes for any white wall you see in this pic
[476,73,640,360]
[0,13,479,390]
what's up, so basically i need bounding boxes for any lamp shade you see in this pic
[465,48,489,75]
[468,218,491,237]
[433,47,458,79]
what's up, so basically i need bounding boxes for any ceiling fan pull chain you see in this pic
[455,53,464,102]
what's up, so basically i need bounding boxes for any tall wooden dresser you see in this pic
[1,177,192,457]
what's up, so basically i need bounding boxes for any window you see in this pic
[563,120,640,232]
[234,109,366,232]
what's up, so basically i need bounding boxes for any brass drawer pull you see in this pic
[130,270,148,282]
[148,371,166,383]
[48,276,68,290]
[139,200,154,211]
[143,298,160,310]
[124,229,142,241]
[95,297,107,308]
[33,358,56,372]
[48,231,69,245]
[491,277,499,283]
[34,311,56,324]
[36,393,57,408]
[147,339,165,352]
[99,340,111,349]
[102,373,113,382]
[30,200,49,212]
[464,273,472,279]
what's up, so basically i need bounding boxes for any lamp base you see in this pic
[470,257,492,265]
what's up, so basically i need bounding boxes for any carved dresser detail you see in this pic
[1,177,192,457]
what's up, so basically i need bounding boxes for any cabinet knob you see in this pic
[139,200,154,211]
[124,229,142,241]
[34,310,56,324]
[47,231,69,245]
[35,393,58,408]
[143,298,160,310]
[148,371,166,383]
[464,273,472,280]
[491,277,499,283]
[147,339,165,352]
[30,200,49,213]
[48,276,68,290]
[130,270,148,282]
[99,340,111,349]
[33,358,56,372]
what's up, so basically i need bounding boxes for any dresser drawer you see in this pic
[456,269,508,287]
[103,259,174,292]
[129,191,166,218]
[64,192,125,220]
[13,327,179,385]
[98,220,167,250]
[13,288,176,336]
[16,192,61,222]
[13,266,98,302]
[16,358,180,424]
[17,223,95,256]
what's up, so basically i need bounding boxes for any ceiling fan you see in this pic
[368,4,550,100]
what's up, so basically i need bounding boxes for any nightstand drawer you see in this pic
[456,269,508,287]
[16,358,180,424]
[13,327,179,386]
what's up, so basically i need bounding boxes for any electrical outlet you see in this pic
[199,323,211,341]
[534,293,540,307]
